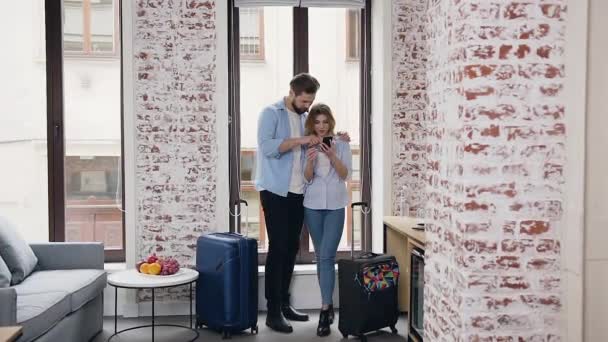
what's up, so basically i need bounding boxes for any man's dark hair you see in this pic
[290,73,320,96]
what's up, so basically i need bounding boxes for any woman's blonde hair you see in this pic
[304,103,336,136]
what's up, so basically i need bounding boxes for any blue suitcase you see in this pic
[195,227,258,338]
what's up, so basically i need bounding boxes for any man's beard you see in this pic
[292,100,307,114]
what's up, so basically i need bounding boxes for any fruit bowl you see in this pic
[136,253,181,276]
[139,269,185,277]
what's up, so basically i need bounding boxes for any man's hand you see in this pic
[301,135,321,146]
[336,131,351,143]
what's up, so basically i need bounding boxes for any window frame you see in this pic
[228,1,372,264]
[63,0,121,59]
[45,0,125,262]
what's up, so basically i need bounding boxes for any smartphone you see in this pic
[322,136,333,147]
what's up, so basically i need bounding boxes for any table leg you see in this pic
[190,282,193,328]
[114,287,118,334]
[152,288,155,342]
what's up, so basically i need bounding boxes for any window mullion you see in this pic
[45,0,66,243]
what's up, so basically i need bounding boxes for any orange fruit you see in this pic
[148,263,162,275]
[139,262,150,274]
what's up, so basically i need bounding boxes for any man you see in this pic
[256,73,347,333]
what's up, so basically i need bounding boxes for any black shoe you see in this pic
[265,311,293,333]
[281,304,309,322]
[317,309,331,337]
[327,305,334,324]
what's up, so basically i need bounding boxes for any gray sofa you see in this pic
[0,243,107,342]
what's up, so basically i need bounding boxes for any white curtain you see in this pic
[234,0,365,8]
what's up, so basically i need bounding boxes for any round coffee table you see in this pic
[107,268,199,342]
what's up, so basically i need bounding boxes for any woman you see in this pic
[302,103,352,337]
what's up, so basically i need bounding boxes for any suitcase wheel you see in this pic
[251,326,259,335]
[222,331,232,339]
[342,332,348,338]
[359,334,367,342]
[390,325,398,334]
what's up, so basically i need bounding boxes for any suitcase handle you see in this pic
[229,199,249,236]
[351,202,370,259]
[359,252,379,259]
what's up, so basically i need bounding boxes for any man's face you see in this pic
[291,92,316,114]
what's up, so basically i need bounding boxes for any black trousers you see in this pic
[259,190,304,310]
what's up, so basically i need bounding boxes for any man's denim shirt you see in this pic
[255,99,306,197]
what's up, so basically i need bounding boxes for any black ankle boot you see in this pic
[281,304,309,322]
[281,295,309,321]
[266,309,293,333]
[327,305,334,324]
[317,309,331,337]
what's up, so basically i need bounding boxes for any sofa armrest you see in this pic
[30,243,104,270]
[0,287,17,326]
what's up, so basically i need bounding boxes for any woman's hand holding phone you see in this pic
[319,140,337,160]
[306,147,318,165]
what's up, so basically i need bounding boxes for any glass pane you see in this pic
[63,0,123,250]
[309,7,361,252]
[64,0,84,52]
[90,0,116,53]
[239,7,293,251]
[0,2,49,242]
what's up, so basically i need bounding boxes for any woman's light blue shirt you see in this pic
[303,140,352,210]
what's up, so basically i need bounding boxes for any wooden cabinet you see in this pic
[383,216,425,314]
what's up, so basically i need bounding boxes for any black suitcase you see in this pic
[195,200,259,339]
[338,202,400,342]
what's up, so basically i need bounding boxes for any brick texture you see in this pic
[393,0,566,340]
[392,0,429,216]
[133,0,217,301]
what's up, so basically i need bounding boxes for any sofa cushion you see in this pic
[0,255,11,288]
[0,216,38,285]
[17,291,71,342]
[14,270,107,312]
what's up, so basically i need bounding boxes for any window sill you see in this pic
[106,262,329,276]
[104,262,127,273]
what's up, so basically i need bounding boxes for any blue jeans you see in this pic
[304,208,345,306]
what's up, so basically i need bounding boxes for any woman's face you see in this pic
[313,114,331,137]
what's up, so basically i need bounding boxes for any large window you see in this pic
[57,0,124,260]
[0,1,124,261]
[229,2,371,263]
[0,2,50,242]
[0,0,124,261]
[62,0,124,261]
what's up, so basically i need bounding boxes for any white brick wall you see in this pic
[393,0,567,340]
[133,0,218,301]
